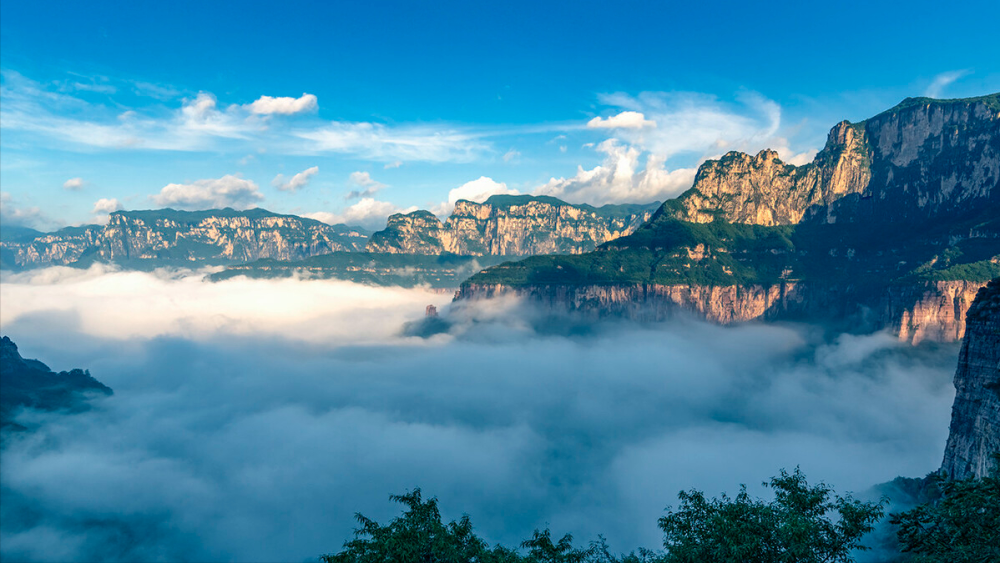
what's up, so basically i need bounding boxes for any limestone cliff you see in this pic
[941,278,1000,479]
[670,94,999,226]
[367,195,658,255]
[459,95,1000,342]
[1,208,370,268]
[455,279,990,343]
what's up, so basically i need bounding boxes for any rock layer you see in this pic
[367,195,658,255]
[1,208,370,268]
[941,278,1000,479]
[456,279,990,343]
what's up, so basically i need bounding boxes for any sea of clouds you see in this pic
[0,266,958,562]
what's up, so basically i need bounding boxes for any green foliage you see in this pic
[320,489,522,563]
[657,468,885,563]
[890,455,1000,563]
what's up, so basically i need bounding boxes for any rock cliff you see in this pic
[456,279,990,343]
[941,278,1000,479]
[459,94,1000,342]
[669,94,999,226]
[367,195,658,255]
[1,208,370,268]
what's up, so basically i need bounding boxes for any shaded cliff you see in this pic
[459,94,1000,342]
[0,336,112,431]
[941,278,1000,480]
[367,195,659,256]
[1,208,370,268]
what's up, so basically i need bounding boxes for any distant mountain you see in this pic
[459,94,1000,343]
[366,195,660,256]
[0,336,112,431]
[0,208,371,269]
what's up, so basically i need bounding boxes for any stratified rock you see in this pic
[367,196,659,255]
[941,278,1000,479]
[1,208,370,268]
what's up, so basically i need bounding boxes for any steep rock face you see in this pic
[456,279,991,343]
[367,195,658,255]
[941,279,1000,480]
[671,95,999,226]
[1,208,370,267]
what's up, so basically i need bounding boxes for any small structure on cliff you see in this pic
[941,278,1000,480]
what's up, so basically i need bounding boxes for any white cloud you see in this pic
[296,122,489,163]
[431,176,519,216]
[150,175,263,210]
[383,161,403,169]
[246,93,318,116]
[346,171,387,199]
[0,191,49,229]
[63,177,85,191]
[535,139,695,205]
[90,198,124,224]
[91,198,123,214]
[587,111,656,130]
[305,198,417,230]
[503,149,521,163]
[272,166,319,193]
[924,70,972,99]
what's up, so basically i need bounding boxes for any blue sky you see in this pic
[2,0,998,230]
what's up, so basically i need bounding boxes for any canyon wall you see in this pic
[941,279,1000,479]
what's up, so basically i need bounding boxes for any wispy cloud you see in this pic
[587,111,656,130]
[294,121,490,163]
[272,166,319,193]
[924,69,972,98]
[63,177,85,191]
[305,197,416,230]
[345,171,386,200]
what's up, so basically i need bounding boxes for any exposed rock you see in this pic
[670,95,999,226]
[367,195,659,255]
[941,278,1000,479]
[1,208,370,268]
[455,280,991,343]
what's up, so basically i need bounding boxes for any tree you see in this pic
[320,488,522,563]
[890,454,1000,562]
[657,468,885,563]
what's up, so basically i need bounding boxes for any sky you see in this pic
[0,266,958,561]
[1,0,999,230]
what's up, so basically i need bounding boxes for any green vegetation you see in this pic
[322,469,886,563]
[890,455,1000,562]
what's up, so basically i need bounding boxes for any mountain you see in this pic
[941,278,1000,480]
[458,94,1000,343]
[0,208,371,269]
[0,336,112,431]
[366,195,660,256]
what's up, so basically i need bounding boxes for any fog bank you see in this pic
[0,268,958,561]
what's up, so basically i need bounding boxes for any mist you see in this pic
[0,267,958,562]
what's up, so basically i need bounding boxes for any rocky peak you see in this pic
[669,93,998,227]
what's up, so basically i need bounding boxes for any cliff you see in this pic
[459,94,1000,342]
[669,94,999,226]
[941,278,1000,479]
[0,336,112,430]
[366,195,659,255]
[1,208,371,268]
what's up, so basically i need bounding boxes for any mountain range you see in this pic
[2,93,997,342]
